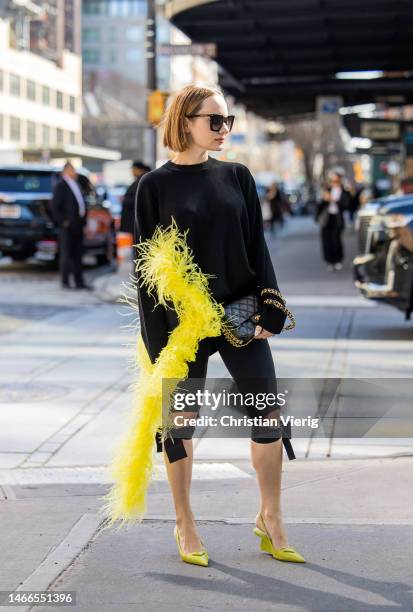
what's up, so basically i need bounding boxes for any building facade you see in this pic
[0,17,82,161]
[82,0,148,160]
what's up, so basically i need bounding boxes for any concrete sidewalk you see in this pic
[1,456,413,612]
[92,260,134,304]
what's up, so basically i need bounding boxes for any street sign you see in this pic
[369,143,402,156]
[157,43,217,58]
[316,96,342,115]
[361,121,400,141]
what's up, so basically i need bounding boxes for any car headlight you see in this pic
[383,214,413,229]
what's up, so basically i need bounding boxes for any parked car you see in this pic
[353,195,413,320]
[95,184,126,232]
[284,187,309,215]
[0,164,116,265]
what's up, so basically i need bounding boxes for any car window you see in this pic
[0,171,57,193]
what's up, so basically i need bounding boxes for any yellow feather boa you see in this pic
[99,218,225,529]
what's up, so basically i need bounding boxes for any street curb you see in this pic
[92,262,133,304]
[92,274,122,303]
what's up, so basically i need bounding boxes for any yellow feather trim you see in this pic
[99,218,225,529]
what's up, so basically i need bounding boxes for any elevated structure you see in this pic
[166,0,413,119]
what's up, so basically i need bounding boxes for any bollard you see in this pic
[116,232,133,264]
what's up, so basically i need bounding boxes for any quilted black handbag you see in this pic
[221,292,262,347]
[221,290,295,348]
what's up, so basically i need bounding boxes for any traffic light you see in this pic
[148,90,168,126]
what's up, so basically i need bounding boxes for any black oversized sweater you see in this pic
[135,156,287,364]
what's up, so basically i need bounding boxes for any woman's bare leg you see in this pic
[163,414,204,553]
[250,436,290,549]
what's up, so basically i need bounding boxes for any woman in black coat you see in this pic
[316,172,350,271]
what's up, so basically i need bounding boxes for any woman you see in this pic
[316,172,350,271]
[135,85,305,566]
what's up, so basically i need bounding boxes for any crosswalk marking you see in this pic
[0,462,251,485]
[287,296,376,307]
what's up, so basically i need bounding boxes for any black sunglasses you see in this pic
[186,113,235,132]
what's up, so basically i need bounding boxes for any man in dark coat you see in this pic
[52,161,89,289]
[120,160,150,240]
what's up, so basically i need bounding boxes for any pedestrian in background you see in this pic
[52,161,89,289]
[349,182,364,223]
[266,182,292,234]
[316,171,351,271]
[120,160,150,241]
[121,161,150,274]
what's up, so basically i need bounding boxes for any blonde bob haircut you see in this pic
[161,84,225,152]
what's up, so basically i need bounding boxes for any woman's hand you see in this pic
[254,325,274,340]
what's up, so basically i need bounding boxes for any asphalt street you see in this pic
[1,216,412,612]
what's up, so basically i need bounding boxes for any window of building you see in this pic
[0,114,3,139]
[10,117,21,141]
[69,131,76,144]
[131,0,146,16]
[83,1,96,15]
[108,48,117,64]
[27,121,36,145]
[10,74,21,97]
[56,128,64,145]
[108,27,117,42]
[42,125,50,147]
[126,48,141,63]
[42,86,50,105]
[126,26,142,42]
[108,0,118,16]
[83,48,100,64]
[83,27,100,43]
[0,71,3,92]
[99,0,109,14]
[84,0,145,17]
[56,91,64,109]
[121,1,129,16]
[69,95,76,113]
[84,0,108,15]
[27,79,36,101]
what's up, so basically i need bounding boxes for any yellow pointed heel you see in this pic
[253,513,305,563]
[174,525,209,567]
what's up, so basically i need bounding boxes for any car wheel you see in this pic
[11,252,31,261]
[96,235,114,266]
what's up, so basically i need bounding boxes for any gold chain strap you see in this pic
[260,287,286,304]
[221,321,257,347]
[262,298,296,331]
